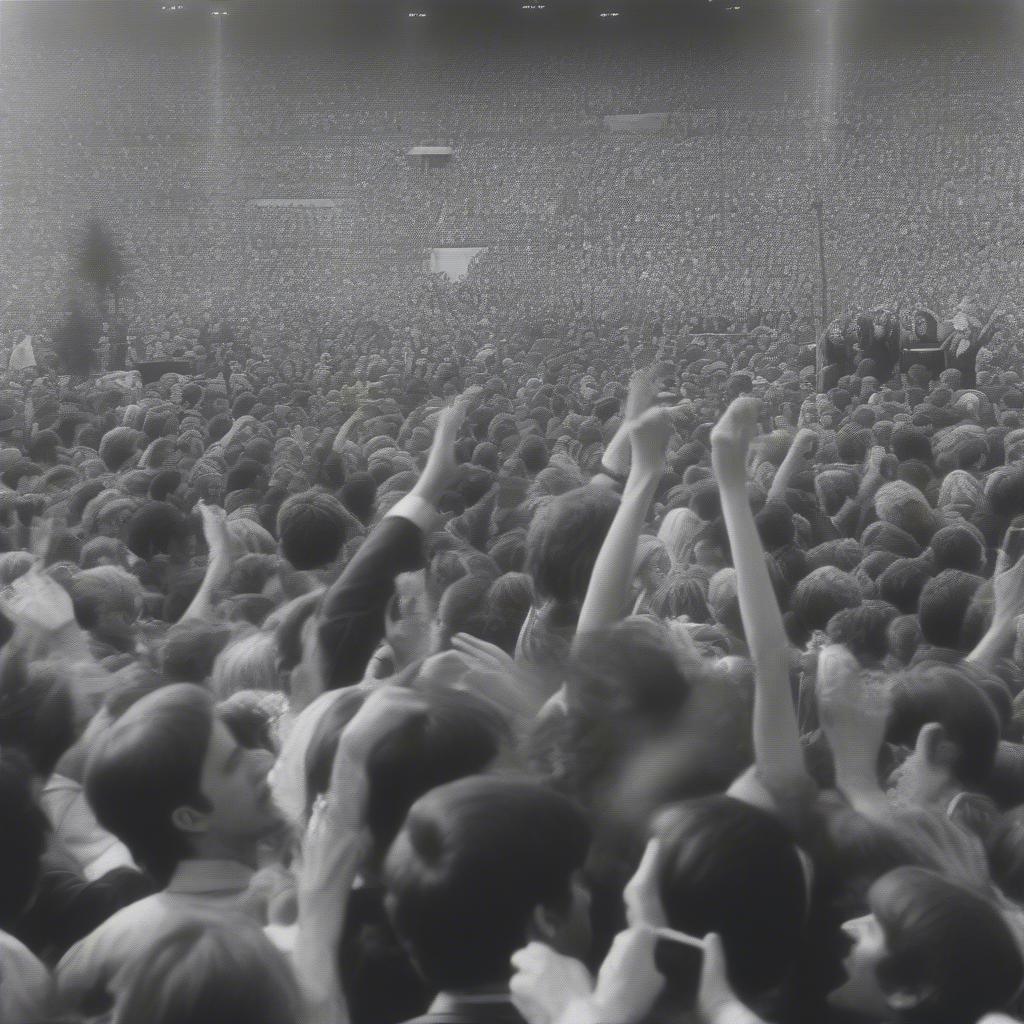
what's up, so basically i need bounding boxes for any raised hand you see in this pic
[629,406,674,480]
[624,364,660,422]
[697,933,746,1024]
[197,500,232,564]
[510,943,593,1024]
[590,927,664,1024]
[0,568,75,635]
[711,396,763,463]
[419,395,470,499]
[992,517,1024,627]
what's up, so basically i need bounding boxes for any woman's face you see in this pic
[827,913,891,1020]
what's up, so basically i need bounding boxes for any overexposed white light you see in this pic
[600,11,621,17]
[408,11,428,16]
[521,4,547,9]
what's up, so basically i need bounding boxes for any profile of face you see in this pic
[178,718,281,849]
[828,913,892,1020]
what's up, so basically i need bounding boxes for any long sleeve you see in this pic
[317,497,437,689]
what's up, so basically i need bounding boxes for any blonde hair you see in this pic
[210,630,280,700]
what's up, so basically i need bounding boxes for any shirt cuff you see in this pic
[385,493,441,534]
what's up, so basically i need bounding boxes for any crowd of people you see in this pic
[7,6,1024,1024]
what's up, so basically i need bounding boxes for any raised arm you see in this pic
[766,428,816,504]
[331,407,365,455]
[711,398,814,808]
[179,502,233,623]
[967,518,1024,670]
[317,398,466,689]
[591,365,658,489]
[573,407,672,651]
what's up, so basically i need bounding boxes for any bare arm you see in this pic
[573,407,672,653]
[712,398,814,808]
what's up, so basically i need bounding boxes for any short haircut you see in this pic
[525,485,619,607]
[929,524,985,575]
[878,558,933,615]
[86,683,214,885]
[160,620,236,684]
[916,570,985,650]
[887,664,1001,787]
[306,687,504,863]
[115,916,300,1024]
[652,796,806,1000]
[826,600,900,665]
[385,777,590,991]
[125,501,191,561]
[871,867,1023,1024]
[792,566,862,633]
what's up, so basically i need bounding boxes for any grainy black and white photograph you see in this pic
[3,1,1024,1022]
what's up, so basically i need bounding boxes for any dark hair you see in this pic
[276,490,352,570]
[929,525,985,575]
[306,687,504,864]
[85,683,214,885]
[385,776,590,991]
[792,567,862,633]
[125,501,191,561]
[525,486,619,607]
[160,620,236,683]
[870,867,1023,1024]
[887,665,1001,787]
[114,916,301,1024]
[826,601,900,665]
[0,748,49,928]
[652,796,806,1000]
[916,570,984,650]
[878,558,933,615]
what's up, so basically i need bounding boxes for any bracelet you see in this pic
[599,462,628,485]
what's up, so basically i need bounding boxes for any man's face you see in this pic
[197,719,281,845]
[915,315,929,338]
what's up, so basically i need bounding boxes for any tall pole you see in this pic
[811,198,829,334]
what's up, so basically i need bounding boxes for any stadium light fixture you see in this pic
[408,11,428,16]
[521,4,547,9]
[599,11,621,17]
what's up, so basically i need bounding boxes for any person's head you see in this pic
[125,501,193,562]
[525,485,619,607]
[929,525,985,575]
[276,490,353,570]
[793,566,862,634]
[886,664,1001,807]
[305,686,507,869]
[68,566,143,650]
[113,916,301,1024]
[878,558,933,615]
[385,776,591,992]
[86,683,280,884]
[160,619,236,683]
[0,747,49,929]
[916,570,985,651]
[210,631,281,700]
[626,796,808,1002]
[829,867,1023,1023]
